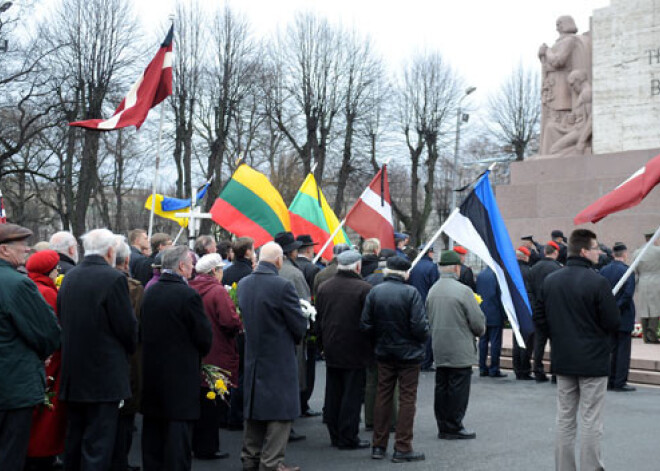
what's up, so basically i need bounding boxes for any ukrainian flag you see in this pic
[145,183,209,227]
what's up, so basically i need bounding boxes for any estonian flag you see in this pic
[442,170,533,347]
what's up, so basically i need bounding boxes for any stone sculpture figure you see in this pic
[538,15,592,156]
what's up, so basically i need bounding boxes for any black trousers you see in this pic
[192,388,228,456]
[610,332,632,388]
[434,367,472,434]
[323,367,366,447]
[0,407,33,471]
[533,326,549,376]
[111,413,136,471]
[142,416,193,471]
[512,332,534,376]
[64,401,120,471]
[300,340,317,413]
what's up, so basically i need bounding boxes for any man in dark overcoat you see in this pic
[316,250,372,449]
[238,242,308,471]
[476,267,507,378]
[58,228,138,470]
[600,242,636,392]
[140,245,213,471]
[408,244,439,372]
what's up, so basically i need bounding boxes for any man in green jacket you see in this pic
[0,224,61,470]
[427,250,485,441]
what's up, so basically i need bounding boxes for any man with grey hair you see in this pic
[49,230,78,274]
[58,228,138,470]
[238,241,307,471]
[316,250,372,449]
[141,245,212,470]
[427,250,485,440]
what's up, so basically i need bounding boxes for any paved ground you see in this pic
[130,362,660,470]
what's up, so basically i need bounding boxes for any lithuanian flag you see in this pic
[210,164,290,247]
[289,173,351,261]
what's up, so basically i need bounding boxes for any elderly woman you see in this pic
[25,250,67,470]
[189,253,243,460]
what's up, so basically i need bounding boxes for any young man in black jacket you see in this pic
[535,229,620,471]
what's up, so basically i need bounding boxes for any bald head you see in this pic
[259,242,283,265]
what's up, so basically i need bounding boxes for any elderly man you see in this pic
[49,230,78,274]
[141,246,213,470]
[0,225,60,470]
[634,231,660,344]
[58,229,138,470]
[238,242,307,471]
[427,250,485,440]
[535,229,620,471]
[361,256,428,463]
[316,250,372,449]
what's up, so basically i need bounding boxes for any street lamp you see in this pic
[449,86,476,249]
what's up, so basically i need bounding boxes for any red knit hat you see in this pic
[547,241,560,251]
[453,246,468,255]
[26,249,60,275]
[517,246,531,257]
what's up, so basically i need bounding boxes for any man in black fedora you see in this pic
[294,234,322,418]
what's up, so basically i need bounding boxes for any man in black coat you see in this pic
[316,250,372,450]
[600,242,636,392]
[128,229,153,286]
[238,242,308,471]
[140,245,213,470]
[529,241,562,382]
[454,246,476,291]
[361,256,428,463]
[535,229,620,471]
[58,229,138,470]
[512,247,534,380]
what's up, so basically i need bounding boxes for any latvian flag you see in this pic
[442,170,533,347]
[575,153,660,224]
[0,190,6,224]
[345,165,395,250]
[69,26,173,131]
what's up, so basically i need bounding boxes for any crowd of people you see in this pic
[0,221,655,471]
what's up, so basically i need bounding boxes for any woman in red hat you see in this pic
[24,249,67,470]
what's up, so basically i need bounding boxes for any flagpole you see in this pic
[409,208,458,271]
[172,225,186,245]
[147,103,166,242]
[612,224,660,295]
[313,218,347,265]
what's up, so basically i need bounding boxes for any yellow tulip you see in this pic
[474,294,483,305]
[206,391,216,400]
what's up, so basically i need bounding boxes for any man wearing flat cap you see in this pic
[361,256,428,462]
[427,250,485,440]
[316,250,372,449]
[0,224,61,470]
[600,243,636,391]
[633,231,660,344]
[551,230,568,265]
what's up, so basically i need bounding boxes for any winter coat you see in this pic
[360,274,429,363]
[26,271,66,457]
[313,260,338,298]
[476,267,506,326]
[57,253,76,275]
[189,273,243,381]
[58,255,137,403]
[238,262,308,421]
[144,269,161,291]
[633,245,660,318]
[316,270,373,369]
[296,255,320,293]
[141,272,212,420]
[528,257,562,307]
[427,273,486,368]
[534,257,620,377]
[122,275,144,416]
[223,257,253,287]
[279,257,311,301]
[129,246,153,287]
[600,260,636,333]
[360,254,379,278]
[458,264,476,291]
[408,254,439,302]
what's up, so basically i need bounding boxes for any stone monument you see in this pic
[497,4,660,252]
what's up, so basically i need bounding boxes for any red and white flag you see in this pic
[0,190,6,224]
[69,26,173,131]
[574,153,660,224]
[345,165,395,250]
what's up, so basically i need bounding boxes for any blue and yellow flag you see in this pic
[145,183,209,227]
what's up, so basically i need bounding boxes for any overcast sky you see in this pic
[133,0,611,108]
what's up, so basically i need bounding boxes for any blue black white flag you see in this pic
[442,170,533,347]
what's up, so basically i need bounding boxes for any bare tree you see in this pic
[394,52,462,244]
[486,63,541,161]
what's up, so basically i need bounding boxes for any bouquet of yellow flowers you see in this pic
[225,282,240,316]
[202,364,232,402]
[474,293,483,305]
